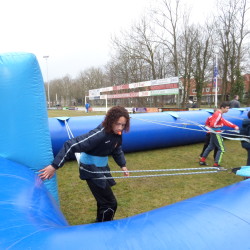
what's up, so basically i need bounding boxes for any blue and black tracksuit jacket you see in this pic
[52,124,126,188]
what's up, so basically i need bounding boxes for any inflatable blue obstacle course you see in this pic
[1,52,250,249]
[49,107,246,155]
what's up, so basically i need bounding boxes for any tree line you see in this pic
[45,0,250,108]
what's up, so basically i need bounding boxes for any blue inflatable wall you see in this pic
[1,52,250,249]
[0,52,58,201]
[49,109,246,156]
[1,156,250,249]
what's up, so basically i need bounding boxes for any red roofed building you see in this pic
[187,74,250,105]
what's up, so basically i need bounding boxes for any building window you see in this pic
[192,89,196,93]
[212,87,219,92]
[206,88,210,92]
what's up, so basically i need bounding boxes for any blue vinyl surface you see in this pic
[49,108,247,155]
[1,156,250,249]
[0,52,58,201]
[1,52,250,249]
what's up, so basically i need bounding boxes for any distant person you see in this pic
[192,102,198,108]
[229,95,240,108]
[132,107,136,114]
[186,99,193,108]
[199,102,239,169]
[85,102,90,113]
[240,111,250,166]
[39,106,130,223]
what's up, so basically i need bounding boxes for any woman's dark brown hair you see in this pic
[102,106,130,133]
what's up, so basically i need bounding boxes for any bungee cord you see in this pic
[224,111,249,121]
[58,114,246,180]
[131,116,250,142]
[61,118,81,163]
[80,166,225,179]
[132,118,206,129]
[205,126,250,142]
[132,117,207,133]
[80,166,220,174]
[65,120,74,139]
[92,170,221,179]
[224,115,245,120]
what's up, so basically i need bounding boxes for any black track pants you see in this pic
[86,179,117,222]
[200,133,218,160]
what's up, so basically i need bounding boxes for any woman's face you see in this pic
[112,116,127,135]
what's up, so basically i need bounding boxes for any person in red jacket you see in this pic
[199,110,218,160]
[199,102,239,169]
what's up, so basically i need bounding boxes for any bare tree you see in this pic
[105,50,148,85]
[48,78,64,106]
[178,27,198,107]
[45,0,250,108]
[191,25,214,106]
[216,0,250,101]
[153,0,181,77]
[47,76,72,106]
[112,16,160,80]
[230,0,249,100]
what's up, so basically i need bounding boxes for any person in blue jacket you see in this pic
[85,102,90,113]
[231,111,250,179]
[240,111,250,165]
[39,106,130,222]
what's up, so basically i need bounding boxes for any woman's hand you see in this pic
[38,165,56,180]
[121,166,129,177]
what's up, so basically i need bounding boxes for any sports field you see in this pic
[48,109,244,225]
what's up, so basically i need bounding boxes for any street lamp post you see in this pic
[43,55,50,108]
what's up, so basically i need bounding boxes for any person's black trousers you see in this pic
[86,179,117,222]
[200,133,218,160]
[246,149,250,165]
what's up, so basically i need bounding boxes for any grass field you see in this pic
[48,109,245,225]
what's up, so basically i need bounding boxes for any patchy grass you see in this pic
[49,110,245,225]
[48,109,105,117]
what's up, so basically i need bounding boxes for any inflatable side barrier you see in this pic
[49,108,247,156]
[1,52,250,249]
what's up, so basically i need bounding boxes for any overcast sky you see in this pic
[1,0,220,81]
